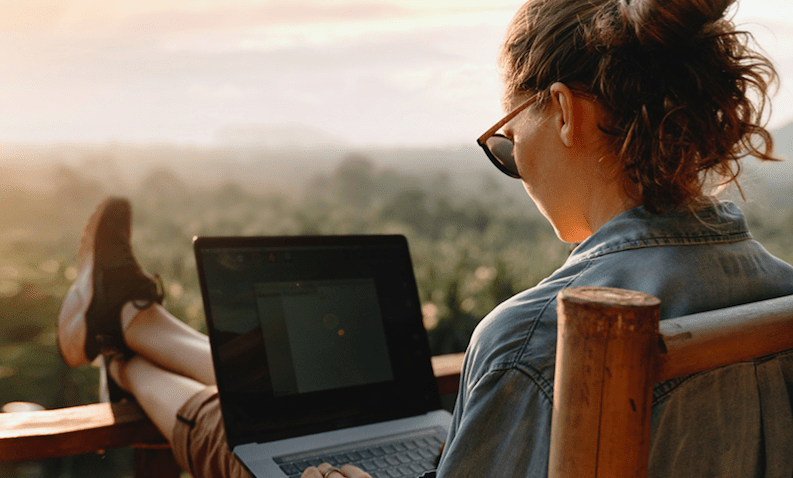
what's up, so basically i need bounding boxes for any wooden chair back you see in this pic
[550,287,793,478]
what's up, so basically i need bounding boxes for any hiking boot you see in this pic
[57,197,164,367]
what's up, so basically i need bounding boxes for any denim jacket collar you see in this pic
[564,199,752,267]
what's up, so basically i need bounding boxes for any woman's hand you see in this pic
[301,463,372,478]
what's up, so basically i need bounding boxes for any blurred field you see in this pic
[1,146,792,427]
[0,151,569,412]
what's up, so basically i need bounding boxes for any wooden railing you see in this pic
[0,353,465,477]
[1,287,792,477]
[0,400,179,476]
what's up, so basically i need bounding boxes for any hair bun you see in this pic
[622,0,735,46]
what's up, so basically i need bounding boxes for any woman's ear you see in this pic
[550,82,576,147]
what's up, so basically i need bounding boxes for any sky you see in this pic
[1,0,792,148]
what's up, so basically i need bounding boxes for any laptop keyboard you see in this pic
[273,427,446,478]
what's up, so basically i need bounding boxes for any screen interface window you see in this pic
[256,278,394,396]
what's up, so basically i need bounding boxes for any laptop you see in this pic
[193,234,452,478]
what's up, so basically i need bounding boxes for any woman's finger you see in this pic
[303,463,350,478]
[339,464,373,478]
[301,462,372,478]
[300,465,323,478]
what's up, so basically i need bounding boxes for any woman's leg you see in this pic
[108,354,205,442]
[121,302,215,386]
[107,354,251,478]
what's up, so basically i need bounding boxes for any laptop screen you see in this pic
[194,235,440,448]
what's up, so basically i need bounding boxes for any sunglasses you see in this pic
[476,93,539,179]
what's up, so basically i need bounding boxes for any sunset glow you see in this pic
[0,0,791,148]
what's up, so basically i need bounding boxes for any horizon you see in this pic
[1,1,792,150]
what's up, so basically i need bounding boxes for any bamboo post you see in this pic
[549,287,660,478]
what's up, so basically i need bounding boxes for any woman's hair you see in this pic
[499,0,778,213]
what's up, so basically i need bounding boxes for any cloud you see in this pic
[732,13,793,128]
[0,0,66,32]
[0,1,427,37]
[0,4,511,145]
[111,2,412,38]
[14,1,793,145]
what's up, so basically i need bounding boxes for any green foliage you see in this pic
[0,154,569,409]
[3,152,792,412]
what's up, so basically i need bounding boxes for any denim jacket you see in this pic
[435,200,793,478]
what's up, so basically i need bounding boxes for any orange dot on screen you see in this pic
[338,329,345,336]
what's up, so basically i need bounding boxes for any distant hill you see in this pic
[773,121,793,160]
[2,122,793,204]
[756,121,793,184]
[0,141,498,199]
[737,122,793,207]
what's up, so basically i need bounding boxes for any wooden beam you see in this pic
[133,447,182,478]
[656,294,793,382]
[0,401,167,462]
[431,352,465,396]
[0,354,466,463]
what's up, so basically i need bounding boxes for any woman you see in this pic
[56,0,793,477]
[437,0,793,476]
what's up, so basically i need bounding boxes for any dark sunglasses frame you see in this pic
[476,93,540,179]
